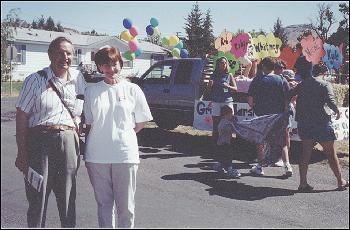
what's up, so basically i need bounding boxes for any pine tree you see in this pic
[202,9,215,56]
[37,15,45,29]
[273,17,288,48]
[184,2,203,58]
[57,22,64,32]
[45,16,55,31]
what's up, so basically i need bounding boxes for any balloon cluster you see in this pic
[162,35,189,58]
[120,18,142,61]
[145,17,160,38]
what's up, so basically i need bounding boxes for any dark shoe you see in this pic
[336,180,349,191]
[297,184,314,192]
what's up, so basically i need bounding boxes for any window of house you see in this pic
[14,44,26,64]
[73,48,82,65]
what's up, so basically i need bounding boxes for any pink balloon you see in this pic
[129,26,138,37]
[128,39,138,52]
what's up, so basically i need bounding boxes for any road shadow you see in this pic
[161,172,296,201]
[138,126,331,165]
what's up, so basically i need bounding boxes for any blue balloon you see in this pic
[150,17,159,27]
[123,18,132,29]
[146,25,154,36]
[175,41,183,49]
[180,49,189,58]
[135,48,142,57]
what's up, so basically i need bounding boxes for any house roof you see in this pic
[12,27,168,54]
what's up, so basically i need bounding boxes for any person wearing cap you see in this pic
[247,57,290,176]
[83,46,153,228]
[15,36,86,227]
[289,63,349,192]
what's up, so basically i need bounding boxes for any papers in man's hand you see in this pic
[25,167,44,192]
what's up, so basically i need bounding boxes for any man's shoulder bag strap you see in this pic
[37,70,78,130]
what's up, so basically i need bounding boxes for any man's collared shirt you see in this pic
[16,66,86,128]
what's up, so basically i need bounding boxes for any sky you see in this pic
[1,1,348,38]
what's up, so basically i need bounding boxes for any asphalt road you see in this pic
[1,97,349,228]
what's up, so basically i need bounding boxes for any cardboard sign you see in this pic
[215,29,233,52]
[301,35,325,65]
[212,51,240,75]
[322,43,343,70]
[230,33,251,58]
[251,33,282,59]
[193,100,349,142]
[279,47,302,69]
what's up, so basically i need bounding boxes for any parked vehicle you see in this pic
[132,58,207,129]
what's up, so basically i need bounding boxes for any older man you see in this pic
[15,37,86,227]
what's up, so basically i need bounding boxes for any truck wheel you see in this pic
[155,119,178,130]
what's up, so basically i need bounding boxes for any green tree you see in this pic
[328,3,349,51]
[1,8,20,81]
[31,20,38,29]
[273,17,288,48]
[56,22,64,32]
[37,15,45,29]
[184,2,204,58]
[45,16,56,31]
[202,9,215,56]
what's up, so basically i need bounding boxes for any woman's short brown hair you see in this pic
[94,46,123,73]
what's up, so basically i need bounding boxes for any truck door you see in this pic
[141,62,173,106]
[168,60,197,108]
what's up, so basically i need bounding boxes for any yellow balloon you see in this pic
[120,30,133,42]
[169,35,179,47]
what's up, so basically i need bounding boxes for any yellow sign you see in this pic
[251,33,282,59]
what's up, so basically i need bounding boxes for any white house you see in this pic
[9,27,170,81]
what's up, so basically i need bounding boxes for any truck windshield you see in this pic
[143,64,172,84]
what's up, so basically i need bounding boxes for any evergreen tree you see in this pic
[273,17,288,48]
[202,9,215,56]
[31,20,38,29]
[37,15,45,29]
[57,22,64,32]
[184,2,203,58]
[45,16,56,31]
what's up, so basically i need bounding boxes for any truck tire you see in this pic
[154,118,179,130]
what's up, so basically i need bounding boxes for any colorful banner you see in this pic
[322,43,343,70]
[251,33,282,59]
[212,51,240,75]
[230,33,251,58]
[279,47,302,69]
[301,35,325,65]
[214,29,233,52]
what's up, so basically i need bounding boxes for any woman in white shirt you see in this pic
[83,46,153,228]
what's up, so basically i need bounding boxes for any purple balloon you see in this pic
[123,18,132,29]
[146,25,154,36]
[180,49,189,58]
